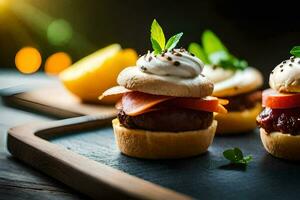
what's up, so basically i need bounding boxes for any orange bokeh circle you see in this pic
[15,47,42,74]
[45,52,72,75]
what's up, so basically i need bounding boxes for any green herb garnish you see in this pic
[290,46,300,58]
[202,30,228,60]
[223,147,252,165]
[151,19,183,55]
[188,42,209,63]
[188,30,248,71]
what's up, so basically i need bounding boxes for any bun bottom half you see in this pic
[215,103,261,135]
[112,119,217,159]
[260,128,300,160]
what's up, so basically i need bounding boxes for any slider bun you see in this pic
[260,128,300,160]
[112,118,217,159]
[269,57,300,93]
[215,103,261,135]
[212,67,263,97]
[117,66,213,98]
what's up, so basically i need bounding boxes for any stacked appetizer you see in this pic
[101,20,227,159]
[257,47,300,160]
[189,31,263,134]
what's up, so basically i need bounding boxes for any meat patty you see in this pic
[224,90,262,111]
[118,108,213,132]
[257,107,300,135]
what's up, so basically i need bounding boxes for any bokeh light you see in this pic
[45,52,72,75]
[47,19,73,46]
[15,47,42,74]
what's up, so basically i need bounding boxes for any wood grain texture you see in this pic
[1,84,117,119]
[7,115,191,200]
[0,153,88,200]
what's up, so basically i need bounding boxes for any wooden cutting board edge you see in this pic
[3,95,82,118]
[7,115,192,200]
[0,85,117,119]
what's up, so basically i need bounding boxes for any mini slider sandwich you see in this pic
[257,47,300,160]
[189,30,263,134]
[100,20,227,159]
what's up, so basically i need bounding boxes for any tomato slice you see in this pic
[120,91,228,116]
[262,88,300,109]
[169,97,228,114]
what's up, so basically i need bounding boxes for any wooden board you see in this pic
[7,116,300,200]
[0,84,117,118]
[7,115,190,200]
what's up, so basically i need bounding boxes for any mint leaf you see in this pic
[233,58,248,70]
[151,19,165,50]
[202,30,228,56]
[290,46,300,57]
[223,147,252,166]
[233,148,244,160]
[243,155,253,162]
[165,32,183,51]
[151,38,162,55]
[223,149,235,162]
[219,55,248,71]
[188,42,209,63]
[149,19,183,54]
[208,51,229,65]
[201,30,247,71]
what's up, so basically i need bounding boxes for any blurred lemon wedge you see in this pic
[59,44,137,104]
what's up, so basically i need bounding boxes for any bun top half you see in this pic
[117,66,214,98]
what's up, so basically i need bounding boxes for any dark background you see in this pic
[0,0,300,79]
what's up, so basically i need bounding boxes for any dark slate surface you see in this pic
[49,127,300,200]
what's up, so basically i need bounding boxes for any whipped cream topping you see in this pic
[212,67,263,97]
[269,56,300,92]
[202,64,263,97]
[202,64,234,83]
[136,48,204,78]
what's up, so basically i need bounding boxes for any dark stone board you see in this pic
[48,127,300,200]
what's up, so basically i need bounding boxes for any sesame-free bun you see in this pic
[260,128,300,160]
[215,103,262,135]
[212,67,263,97]
[112,118,217,159]
[117,66,213,98]
[269,56,300,93]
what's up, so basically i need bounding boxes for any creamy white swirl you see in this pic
[136,49,204,78]
[202,64,263,96]
[269,56,300,92]
[202,64,234,83]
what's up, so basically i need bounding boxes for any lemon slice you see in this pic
[59,44,137,104]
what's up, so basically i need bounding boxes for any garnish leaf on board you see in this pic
[188,29,248,70]
[165,32,183,51]
[188,42,210,64]
[223,147,252,165]
[290,46,300,58]
[150,19,183,54]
